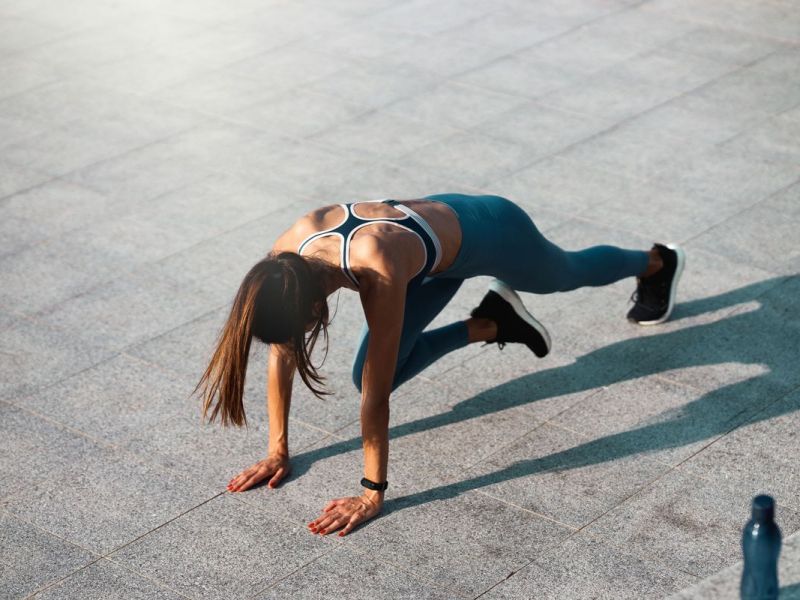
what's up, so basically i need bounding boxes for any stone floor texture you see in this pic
[1,0,799,598]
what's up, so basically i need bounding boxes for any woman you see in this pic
[194,193,685,537]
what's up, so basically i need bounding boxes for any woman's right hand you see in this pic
[227,454,291,492]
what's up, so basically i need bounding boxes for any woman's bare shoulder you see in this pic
[271,205,339,253]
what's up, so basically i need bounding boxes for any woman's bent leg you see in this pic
[351,277,467,393]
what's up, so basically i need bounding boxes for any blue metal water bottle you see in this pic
[741,494,781,600]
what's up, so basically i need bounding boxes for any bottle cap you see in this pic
[752,495,775,522]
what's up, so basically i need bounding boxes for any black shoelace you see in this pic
[630,277,669,309]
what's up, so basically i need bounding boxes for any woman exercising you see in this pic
[194,193,684,537]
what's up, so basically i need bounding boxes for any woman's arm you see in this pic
[227,343,295,492]
[308,251,409,536]
[267,343,296,457]
[358,272,406,506]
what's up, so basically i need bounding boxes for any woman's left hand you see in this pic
[307,494,382,537]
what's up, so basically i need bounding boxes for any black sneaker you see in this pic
[470,279,551,357]
[627,243,686,325]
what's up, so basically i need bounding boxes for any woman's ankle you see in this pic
[466,317,497,343]
[640,247,663,278]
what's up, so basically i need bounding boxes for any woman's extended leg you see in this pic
[351,277,469,393]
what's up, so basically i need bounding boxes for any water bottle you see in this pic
[741,494,781,600]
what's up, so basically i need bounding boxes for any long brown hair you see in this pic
[193,250,334,427]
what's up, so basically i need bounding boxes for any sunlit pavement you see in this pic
[1,0,799,597]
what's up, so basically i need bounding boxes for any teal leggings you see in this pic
[351,194,649,392]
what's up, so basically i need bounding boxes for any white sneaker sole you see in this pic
[637,243,686,326]
[488,279,552,354]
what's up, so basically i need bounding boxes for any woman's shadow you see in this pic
[290,274,799,512]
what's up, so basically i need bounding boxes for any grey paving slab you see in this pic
[452,55,582,101]
[583,467,800,578]
[0,120,148,178]
[215,2,352,42]
[0,80,133,128]
[559,163,736,243]
[619,91,773,145]
[0,179,117,257]
[0,314,112,401]
[0,159,51,199]
[555,117,710,182]
[682,387,800,513]
[601,46,737,94]
[109,494,328,600]
[309,110,462,161]
[0,56,61,101]
[691,60,800,116]
[384,81,529,130]
[21,352,199,445]
[374,30,512,80]
[124,172,293,244]
[0,232,145,315]
[474,101,614,161]
[228,89,369,140]
[550,372,759,467]
[482,531,697,599]
[721,113,800,167]
[254,544,456,599]
[344,489,572,597]
[319,161,477,207]
[427,9,568,56]
[152,70,280,117]
[690,203,800,275]
[542,71,679,123]
[228,45,358,95]
[0,402,101,501]
[652,0,800,41]
[361,0,493,36]
[293,26,425,62]
[31,266,221,356]
[34,559,183,600]
[301,60,440,113]
[762,180,800,217]
[65,136,217,206]
[0,513,97,599]
[489,155,627,219]
[148,23,293,72]
[461,420,669,528]
[396,131,538,190]
[514,26,651,76]
[656,238,780,316]
[228,138,378,201]
[1,445,217,555]
[662,24,788,66]
[0,15,64,54]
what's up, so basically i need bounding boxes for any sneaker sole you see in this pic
[636,243,685,326]
[488,279,552,354]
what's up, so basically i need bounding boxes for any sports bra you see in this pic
[297,199,443,289]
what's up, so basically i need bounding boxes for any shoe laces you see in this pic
[630,277,668,308]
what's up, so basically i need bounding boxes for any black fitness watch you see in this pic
[361,477,389,492]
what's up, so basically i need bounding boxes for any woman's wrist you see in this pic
[268,444,289,458]
[363,488,384,506]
